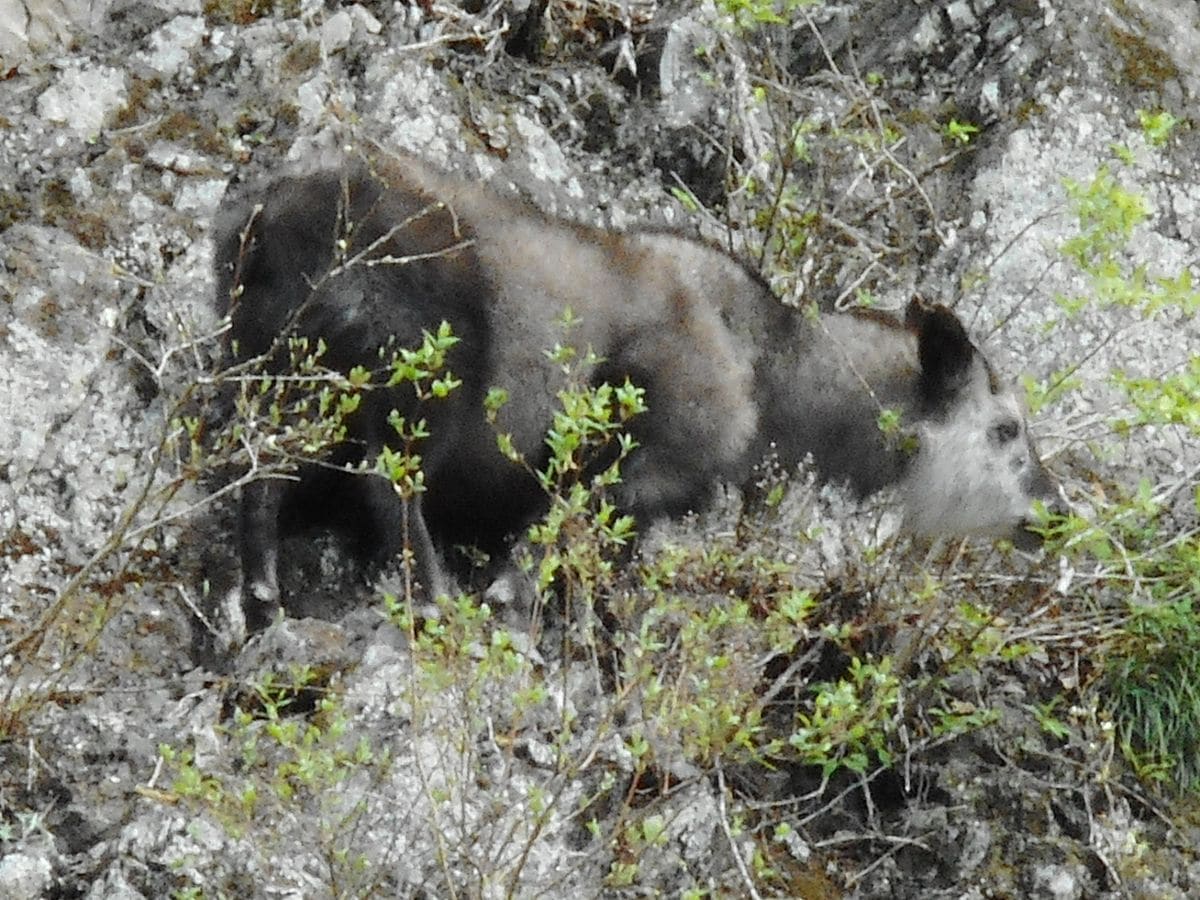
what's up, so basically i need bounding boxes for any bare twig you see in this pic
[715,763,763,900]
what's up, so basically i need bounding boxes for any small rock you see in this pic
[321,10,353,54]
[350,5,383,36]
[0,0,114,68]
[980,79,1002,114]
[146,142,201,173]
[658,15,716,128]
[138,15,205,78]
[36,64,127,139]
[297,74,330,128]
[986,11,1020,45]
[911,10,943,52]
[237,617,354,675]
[1031,864,1082,900]
[84,866,147,900]
[947,1,977,30]
[958,820,992,873]
[0,850,54,898]
[175,179,227,215]
[516,736,556,768]
[1171,188,1197,241]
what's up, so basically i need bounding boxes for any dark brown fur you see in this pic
[212,152,1056,634]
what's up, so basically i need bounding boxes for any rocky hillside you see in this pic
[2,0,1200,896]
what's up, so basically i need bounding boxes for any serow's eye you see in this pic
[990,418,1021,446]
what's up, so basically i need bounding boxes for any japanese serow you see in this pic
[212,152,1057,633]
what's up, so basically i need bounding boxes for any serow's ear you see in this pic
[906,297,975,403]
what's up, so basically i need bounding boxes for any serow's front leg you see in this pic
[360,476,450,601]
[239,478,285,633]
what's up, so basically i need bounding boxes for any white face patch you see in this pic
[900,358,1048,541]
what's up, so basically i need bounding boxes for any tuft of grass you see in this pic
[1137,108,1181,147]
[202,0,301,26]
[1105,599,1200,790]
[942,117,980,145]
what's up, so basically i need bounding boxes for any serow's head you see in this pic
[900,298,1059,549]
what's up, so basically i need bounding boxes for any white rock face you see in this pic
[35,62,126,138]
[0,0,113,68]
[137,14,206,78]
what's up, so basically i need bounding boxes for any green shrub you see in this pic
[1039,151,1200,794]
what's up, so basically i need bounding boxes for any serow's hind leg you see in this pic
[360,475,451,601]
[239,478,285,633]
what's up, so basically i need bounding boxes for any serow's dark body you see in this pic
[212,153,1056,634]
